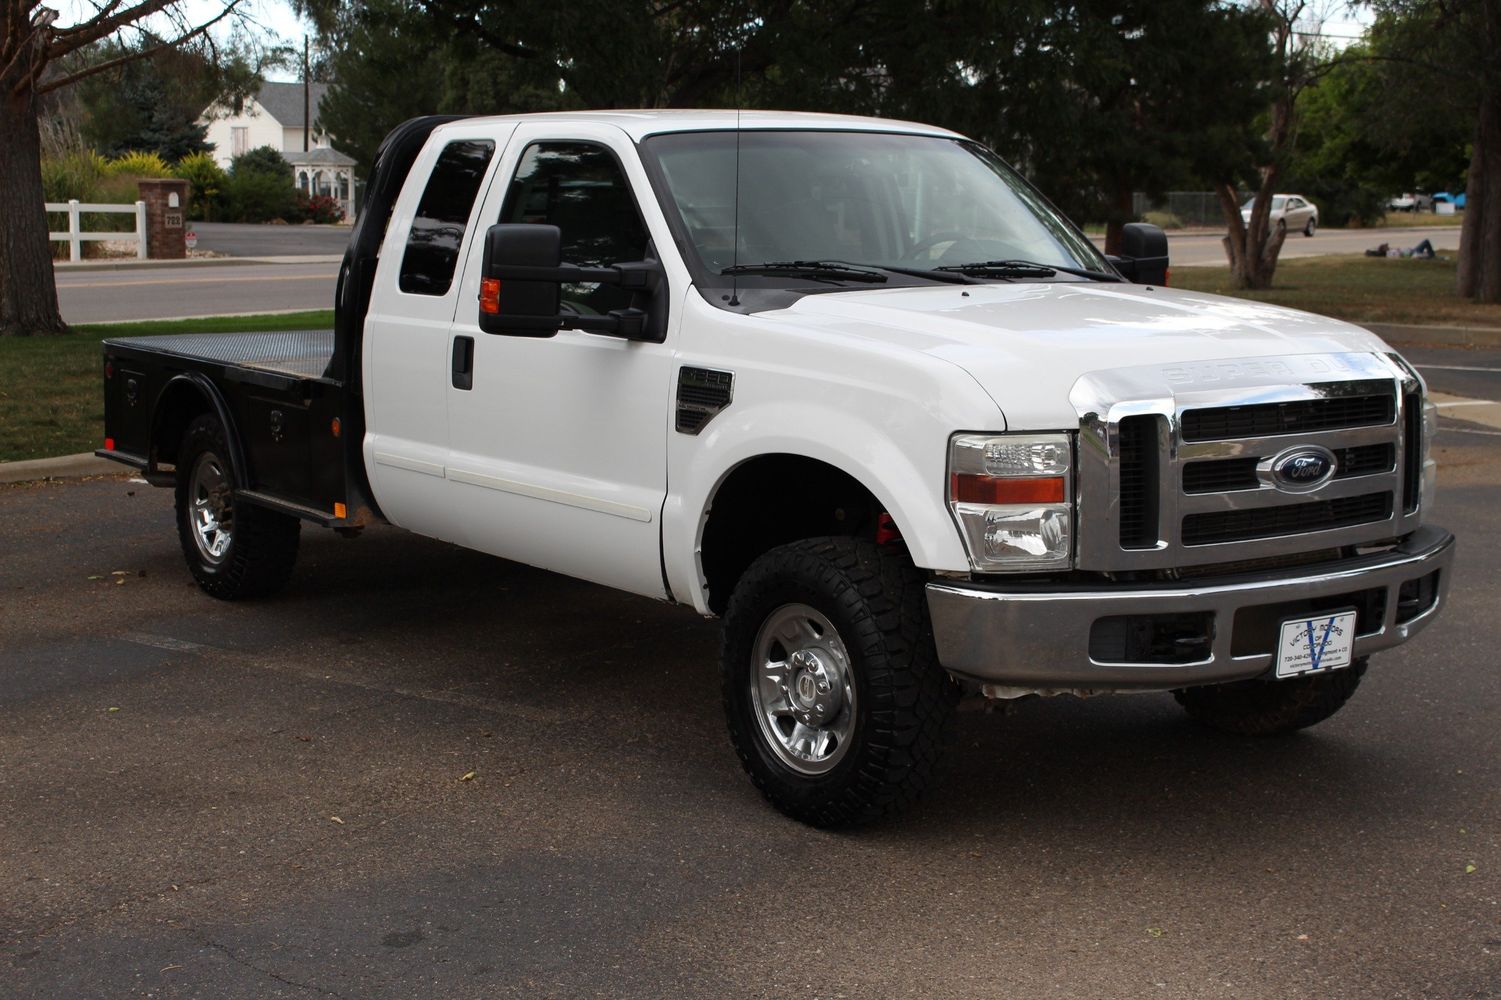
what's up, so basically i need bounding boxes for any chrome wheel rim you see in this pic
[189,452,233,565]
[750,604,857,775]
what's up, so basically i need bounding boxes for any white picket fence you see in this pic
[47,199,147,262]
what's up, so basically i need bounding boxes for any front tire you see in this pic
[720,538,958,828]
[1173,659,1365,736]
[175,414,300,600]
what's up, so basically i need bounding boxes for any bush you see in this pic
[172,151,228,221]
[290,192,346,224]
[222,169,298,223]
[104,150,171,178]
[40,150,108,203]
[230,145,293,180]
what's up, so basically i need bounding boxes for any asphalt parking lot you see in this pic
[3,350,1499,999]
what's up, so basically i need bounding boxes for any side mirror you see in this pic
[1110,223,1170,285]
[478,223,564,337]
[478,223,667,341]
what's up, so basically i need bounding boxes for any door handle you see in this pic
[452,335,474,390]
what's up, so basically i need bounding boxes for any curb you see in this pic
[0,453,123,485]
[1367,322,1501,349]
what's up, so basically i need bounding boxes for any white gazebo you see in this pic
[289,146,358,220]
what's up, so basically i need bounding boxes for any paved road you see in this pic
[3,348,1497,998]
[57,261,339,325]
[1148,226,1463,268]
[191,221,352,258]
[54,224,1465,326]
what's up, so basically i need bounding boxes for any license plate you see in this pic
[1275,611,1358,679]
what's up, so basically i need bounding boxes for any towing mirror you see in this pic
[478,223,667,342]
[1110,223,1170,285]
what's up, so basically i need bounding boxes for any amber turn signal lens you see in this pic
[950,474,1065,505]
[331,417,341,438]
[479,277,501,314]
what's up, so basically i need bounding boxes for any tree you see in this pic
[1215,0,1328,290]
[300,0,1275,254]
[0,2,245,337]
[1364,0,1501,302]
[1283,41,1470,227]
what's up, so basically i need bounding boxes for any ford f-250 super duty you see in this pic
[99,112,1455,827]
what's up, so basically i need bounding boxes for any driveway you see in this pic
[2,347,1498,998]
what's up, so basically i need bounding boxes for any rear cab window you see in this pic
[400,139,497,296]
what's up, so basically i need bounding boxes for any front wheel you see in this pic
[175,414,300,600]
[1173,659,1366,736]
[720,538,959,828]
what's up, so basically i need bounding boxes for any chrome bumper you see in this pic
[926,526,1455,692]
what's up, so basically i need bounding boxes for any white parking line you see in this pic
[1430,392,1501,432]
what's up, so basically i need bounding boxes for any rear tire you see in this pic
[720,537,959,828]
[1304,217,1317,237]
[1173,659,1366,736]
[175,414,300,600]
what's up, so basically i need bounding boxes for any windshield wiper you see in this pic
[937,259,1122,282]
[720,260,888,284]
[821,260,982,285]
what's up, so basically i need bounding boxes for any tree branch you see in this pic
[35,0,242,94]
[45,0,178,60]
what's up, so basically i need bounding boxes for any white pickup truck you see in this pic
[99,111,1454,826]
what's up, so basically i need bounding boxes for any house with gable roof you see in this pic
[200,81,358,219]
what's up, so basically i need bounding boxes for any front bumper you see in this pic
[926,526,1455,692]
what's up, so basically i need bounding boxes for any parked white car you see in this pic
[1389,193,1433,213]
[1241,194,1319,236]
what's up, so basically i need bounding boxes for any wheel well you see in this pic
[151,382,214,470]
[700,455,887,615]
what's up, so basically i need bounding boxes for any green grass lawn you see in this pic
[1372,211,1467,228]
[0,311,334,463]
[1171,251,1501,329]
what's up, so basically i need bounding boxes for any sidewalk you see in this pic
[0,453,122,485]
[55,254,343,273]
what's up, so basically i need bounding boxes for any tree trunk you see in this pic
[0,85,68,337]
[1458,85,1501,303]
[1216,180,1287,290]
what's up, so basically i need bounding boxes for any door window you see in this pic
[399,139,496,296]
[499,142,650,316]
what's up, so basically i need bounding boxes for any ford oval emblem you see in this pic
[1268,446,1337,492]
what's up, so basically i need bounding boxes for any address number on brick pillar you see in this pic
[137,178,192,259]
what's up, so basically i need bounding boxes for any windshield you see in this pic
[1243,196,1288,210]
[641,130,1107,283]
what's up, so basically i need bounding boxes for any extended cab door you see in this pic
[444,123,676,599]
[363,123,514,539]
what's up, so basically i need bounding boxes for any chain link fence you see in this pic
[1130,191,1246,228]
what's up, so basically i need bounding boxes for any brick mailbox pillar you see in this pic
[137,179,192,259]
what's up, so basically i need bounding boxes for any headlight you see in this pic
[947,433,1073,571]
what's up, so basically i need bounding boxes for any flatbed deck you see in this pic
[104,330,337,381]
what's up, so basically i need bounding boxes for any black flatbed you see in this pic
[105,330,337,382]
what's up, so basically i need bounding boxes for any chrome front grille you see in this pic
[1072,353,1425,572]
